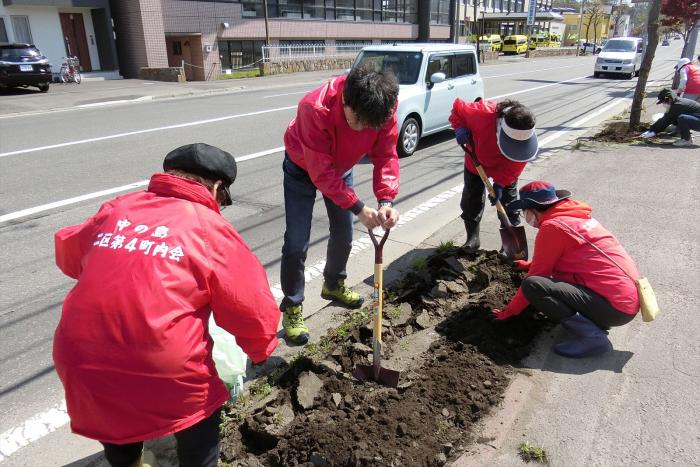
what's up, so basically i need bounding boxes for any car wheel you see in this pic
[627,72,634,80]
[634,68,640,77]
[38,83,49,93]
[594,72,601,78]
[397,117,420,158]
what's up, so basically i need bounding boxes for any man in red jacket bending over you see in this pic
[281,64,400,345]
[53,143,280,467]
[493,181,640,358]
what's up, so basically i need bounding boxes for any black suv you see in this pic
[0,44,52,92]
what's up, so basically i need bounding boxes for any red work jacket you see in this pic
[449,99,527,187]
[682,64,700,94]
[53,173,280,444]
[284,75,400,212]
[505,200,640,316]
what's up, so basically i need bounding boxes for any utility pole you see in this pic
[575,0,585,56]
[474,0,480,62]
[263,0,270,45]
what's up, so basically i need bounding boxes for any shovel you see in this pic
[352,228,401,388]
[460,142,528,260]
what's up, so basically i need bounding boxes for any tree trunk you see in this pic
[629,0,662,131]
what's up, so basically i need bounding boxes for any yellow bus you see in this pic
[502,35,528,54]
[481,34,503,52]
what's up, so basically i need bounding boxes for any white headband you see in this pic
[500,117,535,141]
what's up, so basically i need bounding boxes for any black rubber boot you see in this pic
[461,220,480,253]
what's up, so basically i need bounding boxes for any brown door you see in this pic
[59,13,92,72]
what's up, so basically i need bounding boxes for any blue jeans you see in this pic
[280,155,354,311]
[677,114,700,140]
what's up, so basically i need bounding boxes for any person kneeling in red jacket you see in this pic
[53,143,280,467]
[493,181,640,358]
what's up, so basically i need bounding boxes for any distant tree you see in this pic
[584,0,605,50]
[630,1,651,36]
[630,0,662,131]
[661,0,700,60]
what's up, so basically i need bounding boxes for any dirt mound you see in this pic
[220,250,549,466]
[591,120,650,143]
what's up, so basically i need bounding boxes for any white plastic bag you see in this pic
[209,316,248,401]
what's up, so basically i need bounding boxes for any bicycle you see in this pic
[60,56,82,84]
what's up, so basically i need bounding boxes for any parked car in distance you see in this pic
[593,37,644,79]
[661,39,670,46]
[0,43,52,92]
[502,35,529,54]
[352,43,485,157]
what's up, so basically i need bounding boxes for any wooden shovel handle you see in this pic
[460,143,513,228]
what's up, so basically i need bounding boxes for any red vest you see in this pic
[543,215,640,314]
[683,64,700,94]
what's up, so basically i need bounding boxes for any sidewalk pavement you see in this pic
[0,55,532,117]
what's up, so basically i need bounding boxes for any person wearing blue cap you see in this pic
[492,181,641,358]
[449,98,539,253]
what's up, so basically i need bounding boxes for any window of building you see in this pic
[279,0,303,18]
[172,41,183,56]
[452,52,476,77]
[218,40,265,69]
[11,16,32,44]
[335,0,355,20]
[430,0,450,24]
[241,0,263,17]
[0,18,8,43]
[356,0,373,21]
[304,0,325,19]
[405,0,418,23]
[233,0,418,23]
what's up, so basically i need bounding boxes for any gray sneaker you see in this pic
[672,137,693,147]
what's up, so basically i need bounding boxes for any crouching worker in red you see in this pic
[493,181,640,358]
[53,143,280,467]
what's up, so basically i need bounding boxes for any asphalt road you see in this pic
[0,44,683,465]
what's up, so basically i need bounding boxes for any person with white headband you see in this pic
[674,57,700,102]
[449,98,539,253]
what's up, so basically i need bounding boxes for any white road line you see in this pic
[0,106,297,159]
[263,90,313,99]
[0,147,286,224]
[481,63,586,79]
[77,96,153,108]
[0,86,626,461]
[489,75,589,100]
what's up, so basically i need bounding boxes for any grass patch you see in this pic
[412,257,428,271]
[249,382,272,400]
[519,441,548,464]
[437,240,455,253]
[219,69,260,79]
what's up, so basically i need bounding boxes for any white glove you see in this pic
[640,131,656,139]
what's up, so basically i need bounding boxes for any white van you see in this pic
[594,37,644,79]
[351,43,485,157]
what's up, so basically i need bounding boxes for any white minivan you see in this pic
[351,43,485,157]
[594,37,645,79]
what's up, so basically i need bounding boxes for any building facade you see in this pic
[110,0,455,80]
[0,0,120,77]
[458,0,561,38]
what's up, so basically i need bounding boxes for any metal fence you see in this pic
[262,43,367,62]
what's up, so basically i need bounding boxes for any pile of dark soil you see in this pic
[591,120,650,143]
[220,250,549,466]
